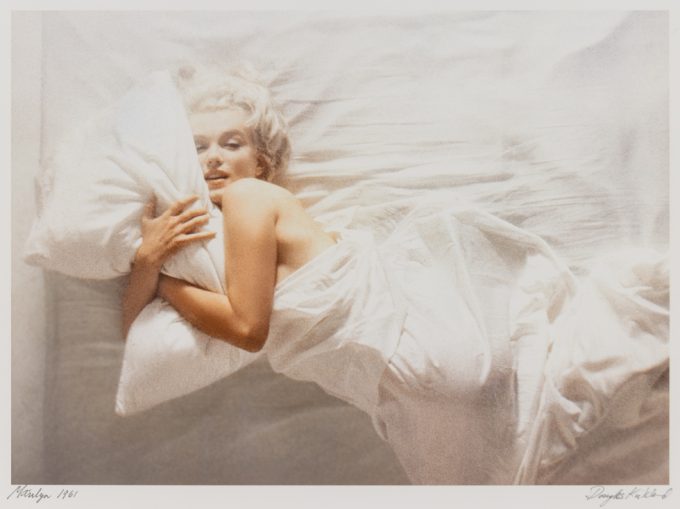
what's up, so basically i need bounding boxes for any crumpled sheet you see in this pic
[515,250,669,484]
[285,203,667,484]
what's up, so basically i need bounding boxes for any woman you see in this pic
[122,68,668,485]
[122,69,337,353]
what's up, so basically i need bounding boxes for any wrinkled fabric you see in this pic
[265,204,668,484]
[267,230,405,415]
[514,251,669,484]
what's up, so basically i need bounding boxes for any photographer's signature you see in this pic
[586,486,672,507]
[6,485,78,504]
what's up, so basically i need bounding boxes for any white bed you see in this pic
[12,10,668,486]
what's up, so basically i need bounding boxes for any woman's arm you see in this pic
[157,275,263,352]
[121,195,215,338]
[122,257,162,338]
[158,179,279,352]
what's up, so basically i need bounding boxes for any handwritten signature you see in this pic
[6,485,78,504]
[586,486,672,507]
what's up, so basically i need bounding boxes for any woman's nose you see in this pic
[205,147,223,169]
[206,155,222,169]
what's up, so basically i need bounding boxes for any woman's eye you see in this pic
[223,142,241,150]
[195,145,206,153]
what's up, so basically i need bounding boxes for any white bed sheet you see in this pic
[26,10,667,484]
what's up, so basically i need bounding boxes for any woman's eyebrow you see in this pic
[218,129,246,138]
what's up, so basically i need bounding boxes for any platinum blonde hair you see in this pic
[175,64,291,182]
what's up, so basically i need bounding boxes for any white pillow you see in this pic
[116,296,257,415]
[25,71,207,278]
[23,71,260,415]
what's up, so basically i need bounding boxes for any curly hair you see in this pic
[175,64,291,182]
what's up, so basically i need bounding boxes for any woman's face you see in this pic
[190,108,262,206]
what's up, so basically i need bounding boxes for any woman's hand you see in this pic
[134,194,216,270]
[121,195,216,338]
[150,180,280,352]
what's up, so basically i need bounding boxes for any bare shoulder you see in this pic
[220,178,294,215]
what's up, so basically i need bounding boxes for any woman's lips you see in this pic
[206,177,227,188]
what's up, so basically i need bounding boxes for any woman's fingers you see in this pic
[166,194,200,216]
[137,195,213,268]
[176,206,210,223]
[176,213,211,234]
[143,195,157,220]
[171,230,216,249]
